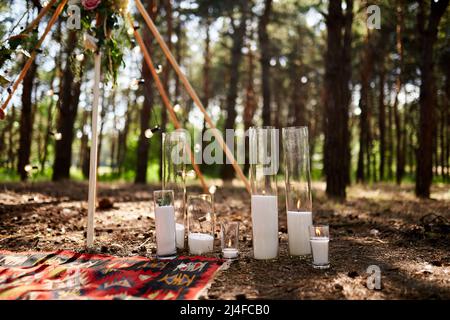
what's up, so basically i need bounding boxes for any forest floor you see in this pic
[0,180,449,299]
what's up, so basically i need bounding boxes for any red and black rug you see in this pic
[0,250,224,300]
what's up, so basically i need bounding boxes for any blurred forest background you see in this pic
[0,0,449,201]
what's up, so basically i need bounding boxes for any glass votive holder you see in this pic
[187,194,215,255]
[153,190,177,259]
[221,221,239,259]
[309,225,330,269]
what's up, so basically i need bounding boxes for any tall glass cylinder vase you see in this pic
[282,126,313,257]
[249,126,279,260]
[162,130,189,250]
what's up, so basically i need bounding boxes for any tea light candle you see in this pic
[251,195,278,260]
[188,232,214,255]
[155,205,176,257]
[222,248,238,259]
[175,223,185,249]
[287,211,312,256]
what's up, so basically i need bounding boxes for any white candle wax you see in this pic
[310,237,329,265]
[176,223,185,249]
[251,195,278,259]
[188,232,214,255]
[222,248,239,259]
[155,205,176,256]
[287,211,312,256]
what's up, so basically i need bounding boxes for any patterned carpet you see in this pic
[0,250,224,300]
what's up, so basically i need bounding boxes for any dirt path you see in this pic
[0,181,449,299]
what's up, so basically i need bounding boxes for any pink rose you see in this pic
[81,0,101,10]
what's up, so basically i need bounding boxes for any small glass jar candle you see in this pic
[309,225,330,269]
[187,194,215,255]
[153,190,177,259]
[221,221,239,259]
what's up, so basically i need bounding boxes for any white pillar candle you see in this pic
[287,211,312,256]
[176,223,185,249]
[155,205,176,257]
[310,237,329,265]
[222,248,239,259]
[251,195,278,259]
[188,232,214,255]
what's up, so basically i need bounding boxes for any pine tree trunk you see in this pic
[258,0,273,127]
[243,45,257,176]
[117,90,132,176]
[7,105,16,170]
[341,0,353,186]
[378,63,386,180]
[17,58,37,181]
[289,27,306,127]
[78,109,89,178]
[415,0,449,197]
[135,0,157,184]
[52,31,80,181]
[159,0,173,181]
[323,0,353,200]
[221,0,248,181]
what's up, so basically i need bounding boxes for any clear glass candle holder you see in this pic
[187,194,215,255]
[249,126,279,260]
[162,130,189,250]
[153,190,177,259]
[221,221,239,259]
[309,225,330,269]
[282,126,313,257]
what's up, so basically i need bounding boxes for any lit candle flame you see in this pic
[315,227,321,237]
[296,199,301,210]
[228,239,232,247]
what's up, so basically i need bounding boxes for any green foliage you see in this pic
[76,1,131,82]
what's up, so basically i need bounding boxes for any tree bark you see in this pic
[117,89,133,176]
[7,105,16,170]
[415,0,449,197]
[243,44,257,176]
[17,59,37,181]
[221,0,248,181]
[378,60,386,180]
[356,26,374,183]
[323,0,353,200]
[258,0,273,127]
[159,0,173,181]
[78,109,90,178]
[135,0,157,184]
[289,26,306,127]
[341,0,353,186]
[52,31,81,181]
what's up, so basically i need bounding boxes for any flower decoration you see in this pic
[76,0,132,81]
[81,0,101,11]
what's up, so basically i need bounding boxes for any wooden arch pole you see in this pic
[0,0,67,119]
[134,0,251,194]
[24,0,58,33]
[86,52,101,248]
[127,14,208,192]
